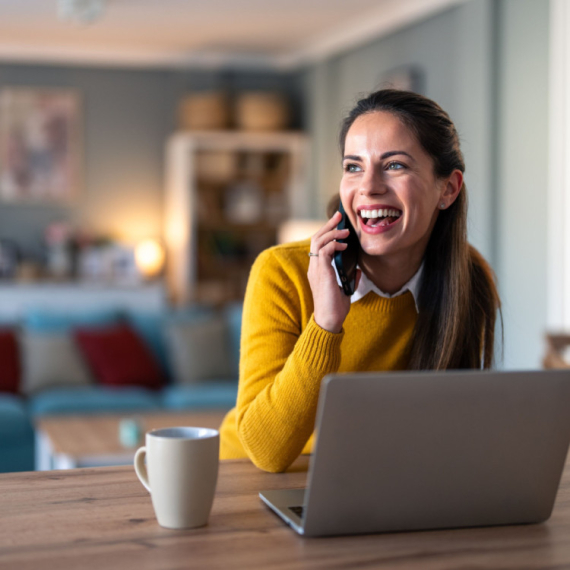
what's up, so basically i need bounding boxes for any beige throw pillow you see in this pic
[164,316,234,384]
[21,332,93,395]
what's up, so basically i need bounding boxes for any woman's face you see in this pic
[340,111,457,264]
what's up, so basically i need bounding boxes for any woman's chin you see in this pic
[359,241,393,258]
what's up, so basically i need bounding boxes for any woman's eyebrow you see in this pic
[381,150,413,160]
[343,151,414,161]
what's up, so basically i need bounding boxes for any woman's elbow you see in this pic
[236,423,294,473]
[250,454,293,473]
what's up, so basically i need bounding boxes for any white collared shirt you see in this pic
[331,259,423,313]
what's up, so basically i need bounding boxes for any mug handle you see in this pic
[134,446,151,493]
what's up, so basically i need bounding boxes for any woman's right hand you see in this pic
[307,211,360,334]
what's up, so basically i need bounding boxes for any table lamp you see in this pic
[277,219,325,244]
[135,239,165,279]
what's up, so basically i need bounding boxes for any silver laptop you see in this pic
[259,370,570,537]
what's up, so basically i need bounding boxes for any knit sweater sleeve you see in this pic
[235,245,344,472]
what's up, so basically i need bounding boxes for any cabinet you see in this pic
[164,131,310,305]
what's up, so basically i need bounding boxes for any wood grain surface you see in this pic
[36,411,228,457]
[1,455,570,569]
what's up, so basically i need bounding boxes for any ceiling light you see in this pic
[58,0,106,25]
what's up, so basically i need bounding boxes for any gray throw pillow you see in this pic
[21,332,93,395]
[164,316,234,384]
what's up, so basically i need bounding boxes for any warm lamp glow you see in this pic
[277,219,325,244]
[135,239,165,278]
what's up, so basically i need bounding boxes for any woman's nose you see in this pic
[359,169,387,196]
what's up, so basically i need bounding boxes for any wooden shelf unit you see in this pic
[164,130,310,305]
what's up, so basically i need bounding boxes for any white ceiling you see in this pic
[0,0,465,69]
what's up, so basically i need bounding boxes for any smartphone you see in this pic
[334,201,360,296]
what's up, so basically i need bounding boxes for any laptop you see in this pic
[259,369,570,537]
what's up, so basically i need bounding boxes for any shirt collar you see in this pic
[331,259,423,312]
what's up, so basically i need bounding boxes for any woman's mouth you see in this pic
[358,207,402,234]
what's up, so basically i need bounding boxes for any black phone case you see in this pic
[334,202,359,296]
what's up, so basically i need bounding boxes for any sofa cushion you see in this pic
[162,382,238,411]
[0,394,34,439]
[0,329,20,394]
[24,309,119,333]
[0,442,35,473]
[223,302,243,377]
[126,311,169,377]
[164,315,234,384]
[0,395,35,472]
[30,386,162,416]
[74,323,164,390]
[126,305,217,382]
[21,332,93,395]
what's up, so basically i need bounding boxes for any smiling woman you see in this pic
[332,90,501,369]
[219,89,502,472]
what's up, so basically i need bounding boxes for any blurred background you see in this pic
[0,0,561,371]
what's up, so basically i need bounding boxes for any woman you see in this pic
[219,89,501,472]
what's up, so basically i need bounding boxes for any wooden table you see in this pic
[1,456,570,569]
[35,411,227,470]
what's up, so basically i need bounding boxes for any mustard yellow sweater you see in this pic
[219,239,418,472]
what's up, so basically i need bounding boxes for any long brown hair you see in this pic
[335,89,501,369]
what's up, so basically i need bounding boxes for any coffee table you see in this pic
[35,410,227,470]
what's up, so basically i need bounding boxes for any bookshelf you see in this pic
[164,131,310,305]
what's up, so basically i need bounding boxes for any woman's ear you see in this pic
[439,170,463,209]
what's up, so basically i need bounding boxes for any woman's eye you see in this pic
[386,161,405,171]
[344,163,362,173]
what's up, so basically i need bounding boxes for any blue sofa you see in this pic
[0,303,242,473]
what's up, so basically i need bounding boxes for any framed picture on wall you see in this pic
[0,88,81,204]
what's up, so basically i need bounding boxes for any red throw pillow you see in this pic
[0,329,20,394]
[74,323,164,390]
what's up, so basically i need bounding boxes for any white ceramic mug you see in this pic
[134,427,219,529]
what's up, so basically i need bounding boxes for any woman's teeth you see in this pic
[360,208,402,227]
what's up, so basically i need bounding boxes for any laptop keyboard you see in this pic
[289,506,304,518]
